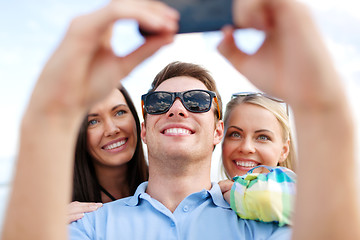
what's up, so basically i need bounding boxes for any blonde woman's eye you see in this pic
[258,135,271,141]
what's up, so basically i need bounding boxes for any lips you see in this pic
[233,159,259,172]
[161,124,194,136]
[102,138,127,150]
[235,160,258,168]
[164,128,191,135]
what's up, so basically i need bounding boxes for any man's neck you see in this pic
[146,157,212,213]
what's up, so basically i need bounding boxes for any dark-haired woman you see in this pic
[68,86,148,223]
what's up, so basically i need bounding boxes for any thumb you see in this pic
[218,180,233,204]
[116,33,175,79]
[218,179,234,194]
[217,26,249,72]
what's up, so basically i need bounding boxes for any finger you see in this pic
[218,180,234,194]
[116,33,175,79]
[217,26,249,72]
[99,23,115,51]
[73,0,178,42]
[68,213,85,224]
[68,202,103,214]
[232,0,271,30]
[223,191,231,204]
[132,1,179,34]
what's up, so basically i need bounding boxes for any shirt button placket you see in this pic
[169,221,178,240]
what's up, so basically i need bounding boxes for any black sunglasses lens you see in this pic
[183,91,211,112]
[146,92,173,114]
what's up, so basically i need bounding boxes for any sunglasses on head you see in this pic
[231,92,289,115]
[141,89,221,120]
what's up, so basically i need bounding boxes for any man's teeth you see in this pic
[236,161,257,168]
[104,140,126,150]
[164,128,191,135]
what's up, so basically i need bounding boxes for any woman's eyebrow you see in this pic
[87,104,128,117]
[255,129,273,134]
[228,126,243,132]
[111,104,127,111]
[87,113,98,117]
[228,126,274,134]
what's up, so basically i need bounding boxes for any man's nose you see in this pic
[166,98,189,118]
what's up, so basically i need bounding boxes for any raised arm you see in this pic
[218,0,360,239]
[1,1,178,239]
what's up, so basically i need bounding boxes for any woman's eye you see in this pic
[88,119,98,126]
[229,132,241,138]
[258,135,271,141]
[115,110,126,116]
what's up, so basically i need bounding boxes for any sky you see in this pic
[0,0,360,228]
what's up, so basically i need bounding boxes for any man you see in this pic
[3,0,359,239]
[69,61,291,239]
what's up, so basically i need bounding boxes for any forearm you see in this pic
[1,1,178,239]
[292,93,360,240]
[2,109,82,240]
[222,0,360,238]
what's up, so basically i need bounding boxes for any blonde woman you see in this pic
[222,92,296,179]
[220,92,297,226]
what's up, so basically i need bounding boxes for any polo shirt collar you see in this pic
[125,181,231,209]
[207,182,231,209]
[125,181,148,206]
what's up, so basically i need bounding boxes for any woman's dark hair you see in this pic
[72,86,148,202]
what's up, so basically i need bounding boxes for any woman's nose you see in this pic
[103,119,120,136]
[237,138,255,154]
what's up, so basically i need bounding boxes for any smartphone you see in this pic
[140,0,234,35]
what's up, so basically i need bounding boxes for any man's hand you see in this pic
[30,0,179,120]
[218,0,341,111]
[219,1,360,239]
[2,1,178,240]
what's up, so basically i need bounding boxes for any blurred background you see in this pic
[1,0,359,231]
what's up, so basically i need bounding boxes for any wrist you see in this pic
[21,105,85,138]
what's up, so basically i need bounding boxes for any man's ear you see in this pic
[213,120,224,145]
[140,122,147,144]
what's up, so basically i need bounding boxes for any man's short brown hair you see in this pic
[147,61,223,120]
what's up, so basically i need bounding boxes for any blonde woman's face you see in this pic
[222,103,289,178]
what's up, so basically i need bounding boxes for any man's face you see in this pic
[141,76,223,163]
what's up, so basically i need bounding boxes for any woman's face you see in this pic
[87,89,137,168]
[222,103,289,178]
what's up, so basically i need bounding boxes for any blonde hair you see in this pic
[221,94,296,179]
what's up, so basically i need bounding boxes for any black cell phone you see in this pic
[140,0,234,35]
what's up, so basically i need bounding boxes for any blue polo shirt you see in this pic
[70,182,291,240]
